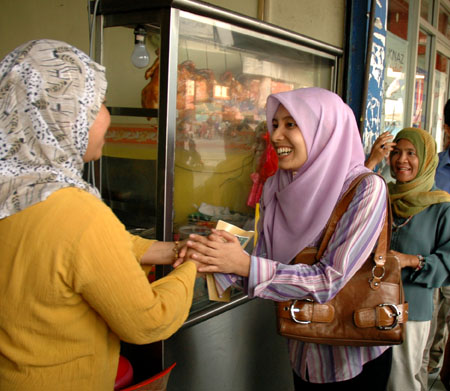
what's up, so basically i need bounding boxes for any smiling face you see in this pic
[271,104,308,172]
[390,138,420,183]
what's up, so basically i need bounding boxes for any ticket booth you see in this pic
[93,1,342,389]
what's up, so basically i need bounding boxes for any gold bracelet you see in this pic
[172,241,180,261]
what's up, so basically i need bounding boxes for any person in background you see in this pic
[441,321,450,390]
[424,99,450,382]
[435,99,450,192]
[0,40,199,391]
[366,105,450,390]
[375,128,450,391]
[179,88,393,389]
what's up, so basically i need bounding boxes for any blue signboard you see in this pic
[362,0,388,155]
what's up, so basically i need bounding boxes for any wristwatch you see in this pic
[415,255,425,271]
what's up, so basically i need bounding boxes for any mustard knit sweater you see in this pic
[0,188,196,391]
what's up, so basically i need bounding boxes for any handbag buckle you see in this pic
[289,299,313,324]
[377,303,400,330]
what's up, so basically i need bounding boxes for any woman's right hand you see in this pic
[365,132,396,170]
[177,230,251,277]
[175,230,227,268]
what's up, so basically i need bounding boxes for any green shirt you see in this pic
[390,200,450,321]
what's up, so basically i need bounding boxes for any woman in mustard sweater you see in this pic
[0,39,199,391]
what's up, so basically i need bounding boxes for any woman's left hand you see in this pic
[183,229,251,277]
[390,250,420,269]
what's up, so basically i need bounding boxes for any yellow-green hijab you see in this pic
[388,127,450,217]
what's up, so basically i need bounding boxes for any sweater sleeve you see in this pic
[247,174,387,302]
[70,201,196,344]
[407,203,450,288]
[128,233,155,262]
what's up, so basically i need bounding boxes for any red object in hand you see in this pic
[247,131,278,207]
[115,355,134,390]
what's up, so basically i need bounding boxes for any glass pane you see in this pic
[98,11,336,315]
[381,32,408,136]
[432,52,449,152]
[413,30,430,128]
[421,0,433,23]
[388,0,409,40]
[101,26,161,236]
[102,118,158,233]
[173,11,335,313]
[439,6,450,39]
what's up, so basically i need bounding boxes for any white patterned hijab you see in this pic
[0,39,107,219]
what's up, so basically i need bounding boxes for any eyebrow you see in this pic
[393,147,415,152]
[273,116,295,121]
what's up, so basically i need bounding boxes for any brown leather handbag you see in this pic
[277,173,408,346]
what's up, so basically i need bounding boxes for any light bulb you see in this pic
[131,28,150,68]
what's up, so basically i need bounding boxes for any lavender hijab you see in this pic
[261,87,368,263]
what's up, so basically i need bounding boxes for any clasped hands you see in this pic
[173,229,251,277]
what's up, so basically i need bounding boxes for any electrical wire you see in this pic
[87,0,100,58]
[86,0,100,190]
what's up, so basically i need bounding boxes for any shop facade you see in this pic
[383,0,450,151]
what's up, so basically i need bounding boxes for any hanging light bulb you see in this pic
[131,25,150,68]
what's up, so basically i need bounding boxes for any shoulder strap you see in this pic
[316,173,391,270]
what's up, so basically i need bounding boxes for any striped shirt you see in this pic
[215,174,388,383]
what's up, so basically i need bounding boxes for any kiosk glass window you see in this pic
[95,5,339,317]
[100,26,160,238]
[172,11,336,313]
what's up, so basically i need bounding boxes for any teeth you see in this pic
[276,147,292,156]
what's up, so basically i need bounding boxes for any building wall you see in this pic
[0,0,90,59]
[0,0,345,61]
[202,0,345,49]
[263,0,345,48]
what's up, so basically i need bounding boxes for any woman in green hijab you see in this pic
[386,128,450,391]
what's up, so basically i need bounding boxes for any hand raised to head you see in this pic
[365,132,396,170]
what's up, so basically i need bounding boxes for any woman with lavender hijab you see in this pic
[180,88,392,388]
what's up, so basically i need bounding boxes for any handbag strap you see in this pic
[315,172,391,273]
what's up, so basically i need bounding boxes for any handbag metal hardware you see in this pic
[371,265,385,279]
[376,303,401,330]
[369,264,386,287]
[289,298,313,324]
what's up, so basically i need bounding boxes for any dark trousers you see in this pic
[293,347,392,391]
